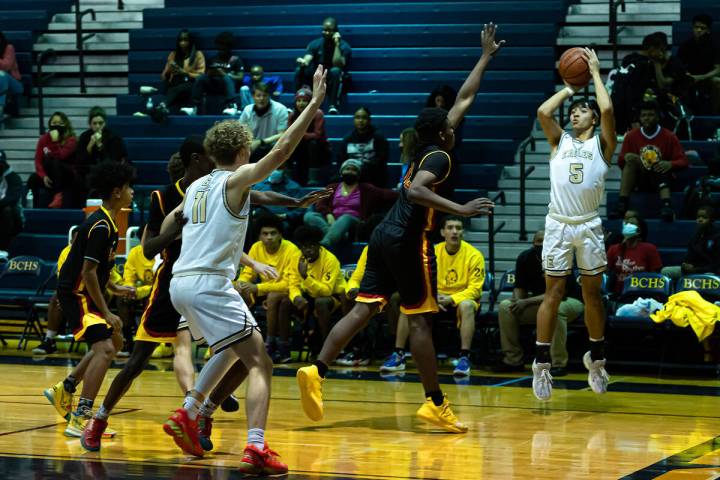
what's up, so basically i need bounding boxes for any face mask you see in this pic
[268,170,284,184]
[622,222,640,238]
[50,125,66,136]
[341,173,358,185]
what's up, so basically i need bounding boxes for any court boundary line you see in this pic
[622,435,720,479]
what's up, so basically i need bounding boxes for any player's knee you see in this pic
[408,316,431,334]
[94,339,116,360]
[458,300,476,319]
[266,292,284,306]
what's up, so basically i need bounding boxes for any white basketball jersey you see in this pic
[547,132,609,221]
[173,169,251,279]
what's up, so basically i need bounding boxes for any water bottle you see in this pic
[146,96,154,111]
[25,189,33,208]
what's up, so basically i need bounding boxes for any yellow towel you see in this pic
[650,290,720,341]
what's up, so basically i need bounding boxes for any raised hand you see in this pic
[481,22,506,57]
[312,65,328,103]
[459,197,494,217]
[298,187,334,208]
[583,47,600,77]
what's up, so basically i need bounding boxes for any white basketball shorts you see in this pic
[170,274,257,353]
[542,215,607,277]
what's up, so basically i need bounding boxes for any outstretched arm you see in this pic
[407,171,494,217]
[447,23,505,129]
[227,65,328,193]
[249,187,333,208]
[537,82,577,150]
[585,48,616,161]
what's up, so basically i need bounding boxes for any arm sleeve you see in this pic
[667,132,688,169]
[0,45,16,71]
[346,246,368,291]
[85,222,111,264]
[287,250,303,300]
[238,243,260,283]
[418,151,451,183]
[450,251,485,305]
[34,135,48,178]
[304,111,324,141]
[302,255,339,298]
[46,136,78,162]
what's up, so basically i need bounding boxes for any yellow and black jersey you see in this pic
[57,206,118,295]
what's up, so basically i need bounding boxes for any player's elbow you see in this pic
[406,184,423,202]
[537,107,552,119]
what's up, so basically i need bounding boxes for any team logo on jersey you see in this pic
[639,145,662,170]
[445,269,458,285]
[562,144,593,161]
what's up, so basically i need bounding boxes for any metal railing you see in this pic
[487,190,506,279]
[516,135,536,242]
[35,49,57,135]
[74,0,96,94]
[608,0,626,68]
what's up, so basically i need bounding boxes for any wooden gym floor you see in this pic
[0,350,718,479]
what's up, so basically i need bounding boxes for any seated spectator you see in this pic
[662,205,720,280]
[237,64,283,109]
[337,107,390,187]
[190,31,243,114]
[677,14,720,115]
[494,230,584,376]
[78,107,128,165]
[252,166,304,235]
[613,33,691,133]
[116,241,155,355]
[606,214,663,295]
[0,32,23,117]
[160,29,205,113]
[613,100,688,221]
[287,86,330,186]
[28,112,78,208]
[235,214,301,364]
[295,17,351,114]
[303,159,398,250]
[289,226,346,352]
[0,151,23,260]
[238,82,288,162]
[397,128,419,189]
[380,217,485,376]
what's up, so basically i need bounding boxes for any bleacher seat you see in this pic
[10,234,67,262]
[676,274,720,303]
[603,218,695,248]
[617,272,673,304]
[22,209,86,235]
[681,0,720,21]
[0,11,52,32]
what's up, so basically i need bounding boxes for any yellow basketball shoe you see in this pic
[296,365,324,421]
[416,394,469,433]
[43,381,73,420]
[65,411,117,438]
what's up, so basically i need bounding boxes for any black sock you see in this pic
[76,397,93,415]
[425,390,444,407]
[590,338,605,361]
[394,348,405,356]
[535,343,551,364]
[460,349,471,359]
[63,375,78,394]
[314,360,328,378]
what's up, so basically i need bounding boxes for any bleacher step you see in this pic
[33,42,130,52]
[571,2,679,14]
[53,11,143,22]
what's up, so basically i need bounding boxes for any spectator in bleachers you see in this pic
[116,241,156,356]
[662,205,720,280]
[236,65,284,110]
[0,31,23,117]
[613,100,688,222]
[78,107,128,165]
[239,82,288,162]
[295,17,351,114]
[0,151,22,260]
[337,107,389,187]
[290,225,346,353]
[678,14,720,115]
[606,214,663,295]
[494,230,584,376]
[397,128,419,189]
[380,217,485,376]
[303,159,397,250]
[160,29,205,113]
[252,166,304,235]
[287,86,330,186]
[235,214,301,364]
[613,33,691,133]
[190,31,244,114]
[29,112,78,208]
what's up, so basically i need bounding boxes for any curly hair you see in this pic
[88,161,136,199]
[203,120,253,165]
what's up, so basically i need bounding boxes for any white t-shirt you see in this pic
[238,99,289,141]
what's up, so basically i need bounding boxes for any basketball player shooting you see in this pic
[532,48,616,401]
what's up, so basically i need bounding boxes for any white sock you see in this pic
[248,428,264,450]
[183,395,202,421]
[46,330,57,340]
[199,399,218,418]
[95,405,110,421]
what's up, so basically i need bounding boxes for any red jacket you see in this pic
[34,133,78,178]
[0,44,21,81]
[618,127,687,170]
[314,182,398,220]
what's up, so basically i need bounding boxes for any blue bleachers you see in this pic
[681,1,720,21]
[143,2,568,29]
[109,115,533,140]
[9,234,67,262]
[0,11,52,32]
[22,209,85,235]
[604,219,696,248]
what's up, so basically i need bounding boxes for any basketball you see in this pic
[558,47,591,87]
